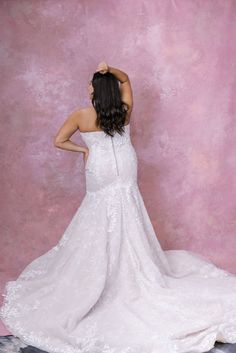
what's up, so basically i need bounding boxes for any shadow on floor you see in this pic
[0,335,236,353]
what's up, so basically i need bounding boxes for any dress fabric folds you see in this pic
[1,123,236,353]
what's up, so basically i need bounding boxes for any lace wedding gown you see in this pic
[1,123,236,353]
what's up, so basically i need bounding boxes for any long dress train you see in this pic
[1,123,236,353]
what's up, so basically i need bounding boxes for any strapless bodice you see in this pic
[80,123,138,193]
[80,124,131,148]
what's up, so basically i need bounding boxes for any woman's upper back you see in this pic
[78,106,131,134]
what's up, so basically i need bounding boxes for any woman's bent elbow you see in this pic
[54,138,61,148]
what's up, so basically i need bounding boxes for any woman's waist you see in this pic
[85,142,138,179]
[88,139,135,157]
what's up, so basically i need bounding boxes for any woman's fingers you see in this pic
[84,152,89,166]
[96,61,108,73]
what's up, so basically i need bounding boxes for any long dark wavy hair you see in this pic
[91,72,129,137]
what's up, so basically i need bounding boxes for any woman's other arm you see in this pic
[109,66,133,119]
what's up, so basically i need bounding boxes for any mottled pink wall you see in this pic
[1,0,236,332]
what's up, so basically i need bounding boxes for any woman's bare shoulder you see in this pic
[69,106,94,121]
[73,106,97,131]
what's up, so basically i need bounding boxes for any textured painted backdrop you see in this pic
[1,0,236,334]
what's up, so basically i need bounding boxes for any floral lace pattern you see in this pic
[1,123,236,353]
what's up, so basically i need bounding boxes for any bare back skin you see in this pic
[77,105,131,133]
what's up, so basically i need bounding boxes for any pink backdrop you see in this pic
[1,0,236,333]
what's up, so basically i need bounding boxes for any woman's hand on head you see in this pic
[96,61,109,74]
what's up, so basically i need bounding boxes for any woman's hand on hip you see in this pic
[83,148,89,167]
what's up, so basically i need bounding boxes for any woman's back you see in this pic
[78,106,131,133]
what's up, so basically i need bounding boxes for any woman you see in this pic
[1,62,236,353]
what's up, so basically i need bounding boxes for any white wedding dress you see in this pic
[1,123,236,353]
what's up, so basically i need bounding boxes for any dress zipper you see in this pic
[111,136,119,176]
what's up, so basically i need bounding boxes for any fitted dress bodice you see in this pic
[80,124,138,193]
